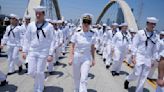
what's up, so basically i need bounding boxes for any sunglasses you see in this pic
[83,19,91,25]
[148,22,156,26]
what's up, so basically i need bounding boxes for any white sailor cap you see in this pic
[64,21,68,24]
[147,17,158,24]
[4,17,9,21]
[52,20,57,24]
[45,18,51,22]
[24,15,31,19]
[107,26,111,30]
[112,23,118,26]
[57,20,64,24]
[120,23,128,27]
[82,13,93,20]
[129,28,136,33]
[34,6,46,12]
[10,14,19,20]
[103,23,107,26]
[160,31,164,35]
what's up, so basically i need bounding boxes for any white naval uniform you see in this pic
[71,30,96,92]
[102,30,108,60]
[20,24,28,46]
[62,26,69,53]
[23,21,56,92]
[105,29,117,66]
[126,29,158,92]
[126,36,134,65]
[56,29,64,60]
[1,25,22,73]
[99,29,106,54]
[111,31,131,73]
[20,24,29,63]
[47,28,62,72]
[95,28,103,52]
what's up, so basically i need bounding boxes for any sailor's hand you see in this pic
[91,60,96,67]
[157,79,164,87]
[68,60,73,66]
[47,55,53,62]
[0,45,4,49]
[132,56,136,65]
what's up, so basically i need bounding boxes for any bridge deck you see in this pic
[0,47,156,92]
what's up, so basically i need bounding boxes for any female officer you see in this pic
[69,13,96,92]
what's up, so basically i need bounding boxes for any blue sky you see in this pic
[0,0,164,30]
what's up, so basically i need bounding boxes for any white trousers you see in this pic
[102,45,108,59]
[0,70,6,81]
[105,44,113,65]
[126,52,132,64]
[7,46,22,73]
[95,39,101,51]
[126,64,151,92]
[73,53,91,92]
[62,38,67,53]
[156,86,164,92]
[148,61,158,79]
[111,48,126,73]
[27,52,47,92]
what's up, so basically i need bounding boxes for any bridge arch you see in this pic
[96,0,138,32]
[25,0,61,21]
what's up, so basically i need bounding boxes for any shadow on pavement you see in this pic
[0,84,17,92]
[0,54,7,58]
[88,89,97,92]
[45,71,64,78]
[54,62,67,68]
[88,73,95,79]
[44,86,63,92]
[128,86,150,92]
[119,71,129,76]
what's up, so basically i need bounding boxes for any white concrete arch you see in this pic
[96,0,138,32]
[24,0,61,21]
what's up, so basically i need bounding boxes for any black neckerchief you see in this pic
[8,25,16,37]
[36,21,46,39]
[122,31,128,43]
[144,29,155,47]
[112,30,116,37]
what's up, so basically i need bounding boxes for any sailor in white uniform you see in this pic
[101,23,108,62]
[0,14,23,75]
[126,28,136,67]
[20,15,31,72]
[69,13,96,92]
[111,23,131,76]
[22,6,56,92]
[95,24,103,54]
[124,17,159,92]
[105,23,118,69]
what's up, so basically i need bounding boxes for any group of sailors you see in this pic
[92,16,164,92]
[0,5,163,92]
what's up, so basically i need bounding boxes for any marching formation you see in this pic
[0,5,164,92]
